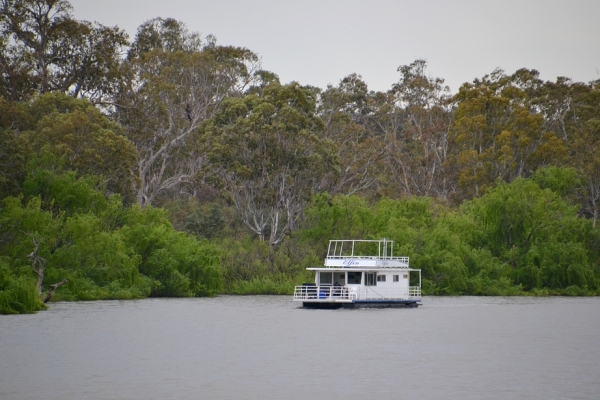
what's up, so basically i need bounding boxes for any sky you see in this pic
[69,0,600,94]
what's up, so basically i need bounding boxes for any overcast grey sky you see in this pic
[69,0,599,93]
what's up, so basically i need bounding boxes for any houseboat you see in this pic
[293,239,421,308]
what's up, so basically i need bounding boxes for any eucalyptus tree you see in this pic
[126,17,203,59]
[322,61,449,199]
[200,81,338,246]
[447,69,568,200]
[0,99,28,199]
[25,93,138,201]
[517,75,600,226]
[114,18,260,207]
[561,79,600,227]
[389,59,453,198]
[0,0,128,102]
[358,60,453,199]
[319,74,387,196]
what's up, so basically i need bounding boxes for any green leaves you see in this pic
[201,81,337,246]
[297,172,599,295]
[463,177,596,290]
[0,0,128,102]
[0,169,223,313]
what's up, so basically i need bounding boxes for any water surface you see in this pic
[1,296,599,399]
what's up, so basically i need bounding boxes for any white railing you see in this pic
[409,286,421,298]
[328,239,395,258]
[293,285,356,301]
[294,285,422,301]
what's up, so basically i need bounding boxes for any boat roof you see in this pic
[317,238,411,269]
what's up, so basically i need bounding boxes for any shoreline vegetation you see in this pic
[1,1,599,313]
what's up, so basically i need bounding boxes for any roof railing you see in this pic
[327,239,398,259]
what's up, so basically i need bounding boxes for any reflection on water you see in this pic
[1,296,599,400]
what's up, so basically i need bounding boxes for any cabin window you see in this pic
[403,274,408,279]
[393,275,399,282]
[347,272,361,284]
[366,272,377,286]
[377,274,386,282]
[319,272,333,285]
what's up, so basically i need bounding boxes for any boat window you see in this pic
[319,272,333,285]
[347,272,361,284]
[393,275,399,282]
[403,274,408,279]
[377,274,386,282]
[366,272,377,286]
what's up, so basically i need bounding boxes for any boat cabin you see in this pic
[293,239,421,308]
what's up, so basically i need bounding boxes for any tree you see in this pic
[389,59,453,198]
[447,69,568,200]
[464,178,596,290]
[0,100,28,198]
[126,17,202,60]
[25,93,138,201]
[319,74,387,196]
[114,19,260,206]
[0,0,128,102]
[201,81,338,246]
[564,80,600,227]
[324,61,455,200]
[0,195,66,306]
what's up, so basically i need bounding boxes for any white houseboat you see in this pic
[293,239,421,309]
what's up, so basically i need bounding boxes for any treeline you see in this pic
[1,0,599,313]
[0,168,221,314]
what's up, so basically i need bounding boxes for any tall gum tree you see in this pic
[319,74,387,196]
[389,59,453,198]
[447,69,568,201]
[25,93,138,201]
[0,0,128,102]
[114,18,260,207]
[563,80,600,227]
[200,81,338,246]
[360,60,452,199]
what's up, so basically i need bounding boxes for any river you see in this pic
[1,296,599,399]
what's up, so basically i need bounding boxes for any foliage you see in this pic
[120,205,222,297]
[26,93,137,200]
[200,80,338,246]
[2,1,600,311]
[0,93,138,202]
[296,179,599,295]
[0,170,222,313]
[447,69,569,201]
[214,233,316,294]
[0,0,128,102]
[0,260,44,313]
[464,178,597,290]
[115,19,260,207]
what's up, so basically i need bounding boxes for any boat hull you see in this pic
[301,300,420,309]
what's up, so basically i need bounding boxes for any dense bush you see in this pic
[287,177,599,296]
[3,166,597,314]
[0,170,223,313]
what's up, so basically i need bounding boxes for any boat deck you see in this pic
[293,239,422,309]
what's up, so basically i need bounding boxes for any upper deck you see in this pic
[321,239,410,269]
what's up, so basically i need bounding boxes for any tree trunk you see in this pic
[26,236,46,296]
[42,279,68,303]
